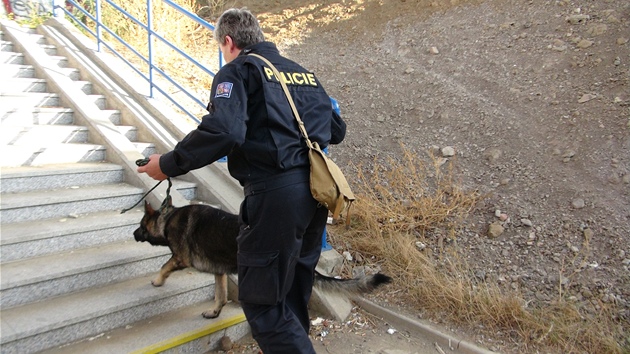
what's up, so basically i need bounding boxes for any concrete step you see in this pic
[172,178,198,201]
[1,39,14,52]
[0,107,75,125]
[1,125,89,145]
[0,92,60,107]
[41,302,248,354]
[0,63,34,78]
[47,54,69,68]
[0,63,78,80]
[0,91,101,108]
[22,30,46,45]
[134,141,157,156]
[116,125,138,141]
[0,77,47,92]
[0,78,89,95]
[89,94,106,109]
[0,240,170,309]
[0,51,24,64]
[0,208,143,262]
[104,109,122,124]
[41,43,58,56]
[0,143,107,167]
[0,183,144,223]
[0,163,124,193]
[74,80,93,94]
[0,270,214,354]
[0,107,123,125]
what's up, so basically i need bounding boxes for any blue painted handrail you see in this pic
[52,0,221,124]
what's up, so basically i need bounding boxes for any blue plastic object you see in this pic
[330,96,340,115]
[321,96,341,251]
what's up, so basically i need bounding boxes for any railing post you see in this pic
[52,0,64,17]
[147,0,154,97]
[95,0,102,52]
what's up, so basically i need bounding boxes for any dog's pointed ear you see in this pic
[144,200,156,215]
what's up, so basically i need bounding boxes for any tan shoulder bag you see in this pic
[248,53,355,226]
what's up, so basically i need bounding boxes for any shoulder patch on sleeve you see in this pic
[215,82,234,98]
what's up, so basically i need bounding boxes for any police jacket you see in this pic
[160,42,346,186]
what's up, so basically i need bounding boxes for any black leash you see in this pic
[120,158,172,214]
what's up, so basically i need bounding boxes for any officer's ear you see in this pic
[223,35,234,48]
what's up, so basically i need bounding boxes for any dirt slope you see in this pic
[222,0,629,352]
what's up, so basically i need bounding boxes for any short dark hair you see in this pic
[214,8,264,48]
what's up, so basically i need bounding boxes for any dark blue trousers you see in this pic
[238,170,328,354]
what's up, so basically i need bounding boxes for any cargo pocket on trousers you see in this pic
[237,250,280,305]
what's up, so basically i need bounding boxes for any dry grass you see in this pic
[328,147,626,354]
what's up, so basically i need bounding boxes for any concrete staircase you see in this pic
[0,19,248,353]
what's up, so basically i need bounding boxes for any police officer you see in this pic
[138,7,346,354]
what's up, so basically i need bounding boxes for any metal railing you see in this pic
[52,0,222,123]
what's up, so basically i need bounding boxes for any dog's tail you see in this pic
[313,271,392,295]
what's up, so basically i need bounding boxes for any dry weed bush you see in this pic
[330,148,624,354]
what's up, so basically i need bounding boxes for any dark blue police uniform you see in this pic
[160,41,346,353]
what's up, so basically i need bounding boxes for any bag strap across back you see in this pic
[248,53,355,227]
[248,53,314,148]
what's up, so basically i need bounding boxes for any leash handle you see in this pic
[136,157,150,166]
[121,157,172,214]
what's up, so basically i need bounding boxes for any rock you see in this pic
[343,251,353,261]
[487,222,504,238]
[483,148,502,162]
[578,93,596,103]
[576,39,594,49]
[566,14,590,24]
[582,288,594,299]
[608,173,620,184]
[441,146,455,157]
[587,24,607,36]
[551,39,567,51]
[219,336,233,351]
[572,198,586,209]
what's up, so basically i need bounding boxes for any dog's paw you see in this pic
[151,278,164,287]
[202,309,222,319]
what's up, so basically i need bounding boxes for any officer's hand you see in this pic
[137,154,168,181]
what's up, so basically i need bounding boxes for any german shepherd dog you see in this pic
[133,197,391,319]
